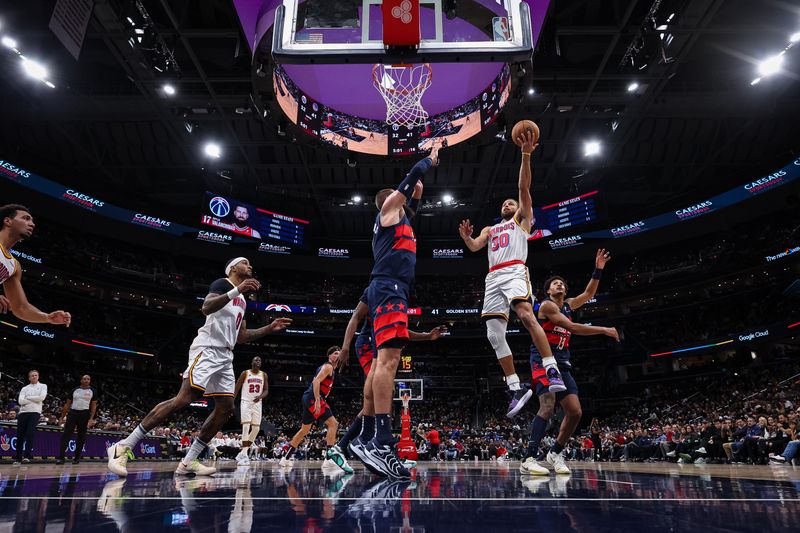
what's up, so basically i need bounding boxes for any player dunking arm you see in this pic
[354,145,440,479]
[107,257,291,477]
[458,132,566,418]
[0,204,71,325]
[520,249,619,476]
[334,286,445,474]
[279,347,349,472]
[233,356,268,466]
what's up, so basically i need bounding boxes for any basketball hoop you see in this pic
[372,63,432,128]
[399,389,412,411]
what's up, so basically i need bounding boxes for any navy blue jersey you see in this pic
[305,364,335,397]
[370,212,416,286]
[532,297,573,368]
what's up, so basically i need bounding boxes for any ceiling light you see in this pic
[584,140,601,157]
[527,87,535,95]
[790,32,800,43]
[352,195,362,203]
[627,82,639,92]
[750,77,761,86]
[204,142,221,159]
[757,54,784,77]
[443,194,453,204]
[1,36,17,49]
[162,84,176,95]
[21,58,47,81]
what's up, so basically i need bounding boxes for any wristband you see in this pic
[521,152,531,157]
[592,268,603,280]
[226,287,241,300]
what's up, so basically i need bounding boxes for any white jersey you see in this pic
[189,278,247,352]
[487,215,529,270]
[0,244,18,285]
[241,370,266,402]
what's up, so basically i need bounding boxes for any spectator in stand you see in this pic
[723,419,747,463]
[769,422,798,464]
[741,416,766,464]
[15,370,47,464]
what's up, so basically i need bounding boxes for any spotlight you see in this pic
[443,193,453,204]
[751,77,761,86]
[757,53,784,77]
[1,36,16,49]
[21,58,47,81]
[527,87,535,95]
[627,82,639,92]
[162,83,176,95]
[204,142,221,159]
[352,195,362,203]
[584,140,601,157]
[791,32,800,43]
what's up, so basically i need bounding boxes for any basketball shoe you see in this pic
[546,368,567,393]
[506,384,533,418]
[363,439,411,479]
[279,456,294,468]
[519,457,549,475]
[235,449,251,466]
[349,436,386,477]
[107,443,134,477]
[327,445,354,474]
[175,459,216,477]
[546,450,570,474]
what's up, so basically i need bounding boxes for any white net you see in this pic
[372,63,432,127]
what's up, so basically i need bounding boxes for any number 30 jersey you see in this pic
[487,215,529,270]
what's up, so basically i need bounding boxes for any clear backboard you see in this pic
[394,378,424,401]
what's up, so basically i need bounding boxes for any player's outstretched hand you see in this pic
[429,144,440,166]
[0,295,10,314]
[596,248,611,269]
[267,317,292,333]
[518,130,538,154]
[604,327,620,342]
[238,278,261,295]
[428,325,448,340]
[458,219,474,240]
[47,310,71,327]
[338,346,350,367]
[313,399,322,415]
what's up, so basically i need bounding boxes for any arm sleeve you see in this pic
[396,157,433,200]
[208,278,233,295]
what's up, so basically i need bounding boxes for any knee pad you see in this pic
[486,319,511,360]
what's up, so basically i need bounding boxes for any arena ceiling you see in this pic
[1,0,799,242]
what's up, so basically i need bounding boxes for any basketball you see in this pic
[511,119,540,146]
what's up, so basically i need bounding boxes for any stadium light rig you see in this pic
[204,142,222,159]
[751,30,798,85]
[584,140,602,157]
[1,34,56,88]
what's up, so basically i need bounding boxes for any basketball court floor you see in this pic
[1,461,798,531]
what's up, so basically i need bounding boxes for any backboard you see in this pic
[272,0,540,64]
[394,378,424,401]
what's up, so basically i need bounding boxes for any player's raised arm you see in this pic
[405,180,424,219]
[458,219,490,252]
[539,300,619,341]
[409,325,448,341]
[381,147,439,226]
[202,278,260,316]
[515,130,538,233]
[568,249,611,310]
[3,268,71,326]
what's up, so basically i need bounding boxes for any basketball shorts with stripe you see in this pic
[355,333,375,376]
[182,346,235,397]
[481,265,533,320]
[240,400,263,425]
[367,278,410,351]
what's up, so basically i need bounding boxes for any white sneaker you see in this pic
[236,450,251,466]
[175,459,216,476]
[694,457,706,464]
[279,456,294,468]
[666,451,677,458]
[677,458,685,464]
[107,443,132,477]
[322,458,338,471]
[696,447,707,454]
[519,457,549,476]
[546,451,570,474]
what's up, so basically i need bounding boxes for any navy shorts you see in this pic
[531,361,579,402]
[355,333,376,376]
[367,278,410,350]
[300,392,333,426]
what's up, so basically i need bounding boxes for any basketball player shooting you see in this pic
[0,204,71,326]
[233,356,268,466]
[107,257,291,477]
[458,128,566,418]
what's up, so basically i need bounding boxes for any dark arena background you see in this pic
[1,1,799,532]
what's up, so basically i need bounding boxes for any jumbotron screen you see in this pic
[200,192,308,247]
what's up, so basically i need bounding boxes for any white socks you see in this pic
[120,425,147,449]
[506,373,521,391]
[183,438,208,464]
[542,356,558,370]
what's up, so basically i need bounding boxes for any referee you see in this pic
[57,375,97,465]
[15,370,47,464]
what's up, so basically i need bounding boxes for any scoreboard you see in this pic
[535,190,600,233]
[298,94,322,136]
[202,193,308,247]
[388,124,420,156]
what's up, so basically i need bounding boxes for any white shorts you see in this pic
[183,346,235,397]
[240,400,263,425]
[481,264,533,320]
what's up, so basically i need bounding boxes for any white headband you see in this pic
[225,257,248,276]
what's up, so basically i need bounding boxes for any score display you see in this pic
[532,190,601,238]
[201,192,308,247]
[298,94,322,136]
[388,124,420,156]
